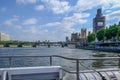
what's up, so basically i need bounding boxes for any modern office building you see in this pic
[0,32,10,41]
[93,8,106,33]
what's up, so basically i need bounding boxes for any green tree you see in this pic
[96,28,105,41]
[105,28,111,40]
[109,24,118,37]
[104,24,119,41]
[87,33,96,43]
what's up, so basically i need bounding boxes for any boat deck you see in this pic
[64,68,120,80]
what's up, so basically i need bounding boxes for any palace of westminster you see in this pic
[66,8,120,44]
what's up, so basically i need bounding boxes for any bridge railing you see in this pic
[0,55,120,80]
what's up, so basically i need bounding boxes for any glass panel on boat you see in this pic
[11,72,59,80]
[0,76,1,80]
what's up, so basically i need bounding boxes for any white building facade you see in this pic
[0,32,10,41]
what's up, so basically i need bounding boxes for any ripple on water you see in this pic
[0,47,119,70]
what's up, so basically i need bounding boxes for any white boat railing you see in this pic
[0,55,120,80]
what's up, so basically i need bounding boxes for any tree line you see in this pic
[0,40,35,46]
[87,24,120,43]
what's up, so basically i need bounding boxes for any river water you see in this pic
[0,47,119,71]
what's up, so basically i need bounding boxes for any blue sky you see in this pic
[0,0,120,41]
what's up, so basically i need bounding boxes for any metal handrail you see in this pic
[0,55,120,60]
[0,55,120,80]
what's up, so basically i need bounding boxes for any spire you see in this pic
[96,8,102,17]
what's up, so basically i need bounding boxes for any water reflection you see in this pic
[91,51,118,69]
[92,60,104,68]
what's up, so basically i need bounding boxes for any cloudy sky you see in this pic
[0,0,120,41]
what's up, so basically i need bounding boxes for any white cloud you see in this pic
[23,26,39,34]
[30,27,38,33]
[3,17,22,29]
[60,22,75,33]
[98,0,120,26]
[43,29,48,33]
[112,4,120,9]
[40,12,89,36]
[35,5,44,11]
[74,0,120,12]
[0,7,6,12]
[105,9,112,13]
[73,0,120,28]
[4,18,18,26]
[41,22,61,27]
[74,0,100,12]
[7,0,120,41]
[4,20,13,26]
[23,18,38,25]
[100,0,120,9]
[64,13,90,24]
[16,0,39,4]
[15,25,22,29]
[41,0,71,14]
[106,10,120,21]
[61,13,90,32]
[13,15,20,18]
[21,26,51,41]
[61,13,90,35]
[40,0,120,15]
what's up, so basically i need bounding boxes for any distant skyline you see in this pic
[0,0,120,41]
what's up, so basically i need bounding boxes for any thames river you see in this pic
[0,47,119,71]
